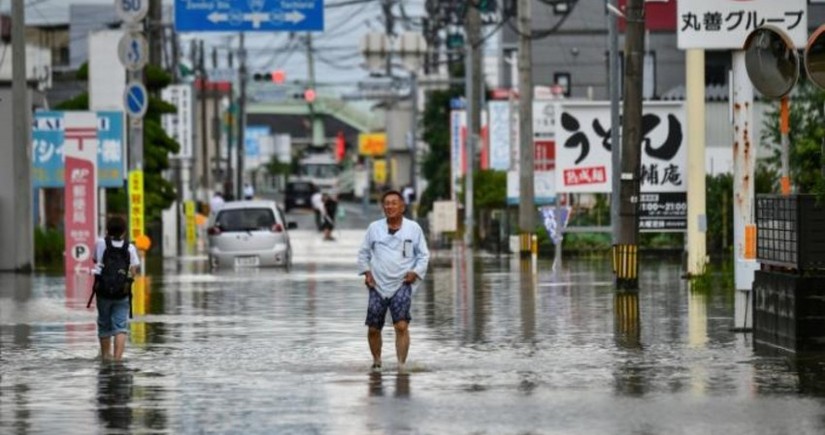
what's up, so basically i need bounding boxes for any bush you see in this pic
[34,227,64,265]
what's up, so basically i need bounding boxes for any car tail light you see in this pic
[271,223,284,233]
[207,226,221,236]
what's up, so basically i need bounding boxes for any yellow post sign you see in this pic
[130,276,149,345]
[358,133,387,156]
[185,200,197,246]
[373,159,387,184]
[128,170,144,241]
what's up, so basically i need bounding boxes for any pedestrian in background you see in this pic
[357,190,430,372]
[311,189,325,231]
[243,182,255,200]
[322,193,338,241]
[89,216,140,362]
[209,191,224,215]
[401,184,416,218]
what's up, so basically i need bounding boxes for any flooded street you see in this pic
[3,226,825,434]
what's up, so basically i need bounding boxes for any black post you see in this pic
[614,0,645,290]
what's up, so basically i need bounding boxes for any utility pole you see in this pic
[464,0,482,247]
[226,48,235,197]
[305,33,324,148]
[148,0,163,68]
[608,0,621,246]
[236,33,247,200]
[615,0,645,290]
[3,0,33,271]
[212,46,221,187]
[197,40,209,199]
[517,0,535,254]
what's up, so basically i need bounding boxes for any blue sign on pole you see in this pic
[124,82,148,119]
[174,0,324,32]
[32,111,126,188]
[245,125,270,159]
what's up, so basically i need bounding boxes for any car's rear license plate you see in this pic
[235,256,259,267]
[295,199,305,205]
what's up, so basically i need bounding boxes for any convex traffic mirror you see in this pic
[743,25,800,99]
[805,25,825,91]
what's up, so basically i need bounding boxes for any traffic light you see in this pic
[252,69,286,84]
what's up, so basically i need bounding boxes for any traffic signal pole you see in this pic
[614,0,644,290]
[236,32,247,200]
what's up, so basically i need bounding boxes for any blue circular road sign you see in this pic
[124,81,148,119]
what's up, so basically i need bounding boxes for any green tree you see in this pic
[761,79,825,196]
[419,63,467,216]
[56,64,179,222]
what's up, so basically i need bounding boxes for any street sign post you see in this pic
[115,0,149,23]
[124,82,148,119]
[118,32,149,71]
[174,0,324,32]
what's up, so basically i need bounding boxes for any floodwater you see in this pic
[3,229,825,434]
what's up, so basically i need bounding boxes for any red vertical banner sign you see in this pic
[63,112,98,306]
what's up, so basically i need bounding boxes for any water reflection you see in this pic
[519,258,537,343]
[395,373,411,398]
[368,372,384,396]
[12,251,825,432]
[96,364,134,431]
[614,291,640,349]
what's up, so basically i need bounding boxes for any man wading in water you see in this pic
[357,190,430,372]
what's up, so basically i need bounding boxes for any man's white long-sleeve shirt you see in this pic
[357,218,430,299]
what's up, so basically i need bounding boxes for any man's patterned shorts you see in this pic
[365,284,411,330]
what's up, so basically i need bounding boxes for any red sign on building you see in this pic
[618,0,676,32]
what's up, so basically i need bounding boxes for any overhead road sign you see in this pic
[116,0,149,23]
[174,0,324,32]
[118,31,149,71]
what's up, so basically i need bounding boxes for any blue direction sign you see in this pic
[124,82,148,119]
[174,0,324,32]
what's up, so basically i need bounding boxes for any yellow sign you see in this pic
[373,159,387,184]
[185,200,197,246]
[358,133,387,156]
[130,276,150,345]
[128,170,144,241]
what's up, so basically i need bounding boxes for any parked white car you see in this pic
[206,200,295,269]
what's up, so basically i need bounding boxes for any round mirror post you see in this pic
[744,25,800,196]
[780,96,791,195]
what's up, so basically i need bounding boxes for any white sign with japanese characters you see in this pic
[555,102,686,194]
[161,85,194,158]
[677,0,807,49]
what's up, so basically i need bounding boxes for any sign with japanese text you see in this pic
[128,170,144,241]
[556,102,687,231]
[487,101,511,170]
[450,110,466,200]
[639,192,687,232]
[185,200,196,246]
[160,84,193,158]
[32,111,125,188]
[63,112,98,290]
[372,159,387,185]
[358,132,387,157]
[555,102,685,194]
[677,0,807,49]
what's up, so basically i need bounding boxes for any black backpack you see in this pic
[87,237,134,315]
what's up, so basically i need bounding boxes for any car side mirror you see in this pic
[287,222,298,230]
